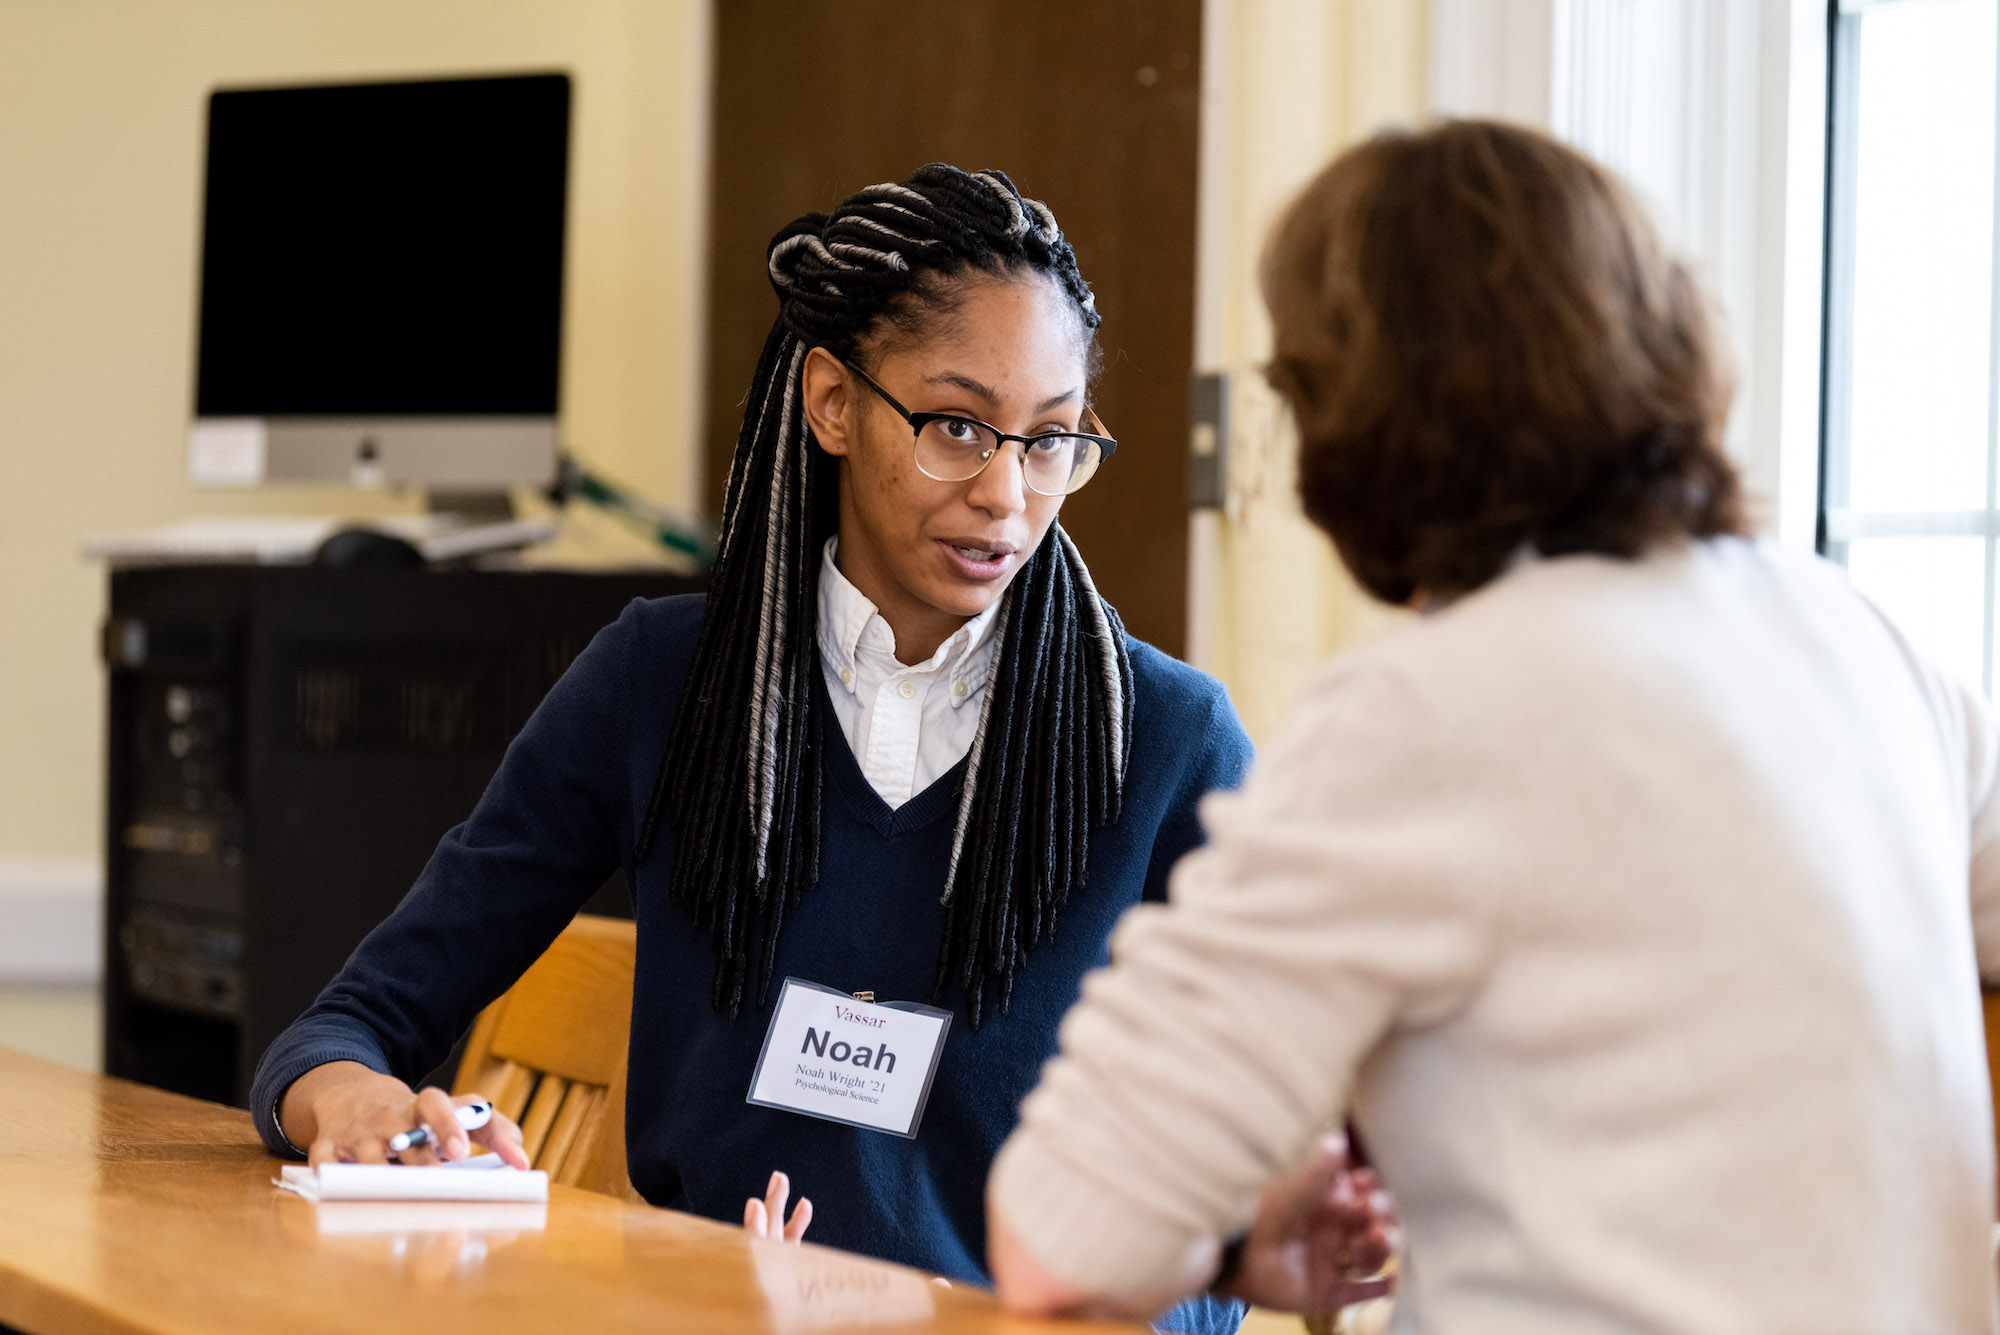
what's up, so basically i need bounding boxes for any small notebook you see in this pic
[275,1156,549,1203]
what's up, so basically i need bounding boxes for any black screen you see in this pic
[195,74,569,417]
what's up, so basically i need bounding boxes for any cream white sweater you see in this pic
[992,539,2000,1333]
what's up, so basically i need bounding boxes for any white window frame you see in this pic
[1818,0,2000,688]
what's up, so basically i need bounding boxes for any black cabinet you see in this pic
[102,565,699,1106]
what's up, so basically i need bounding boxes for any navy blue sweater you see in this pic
[251,594,1252,1330]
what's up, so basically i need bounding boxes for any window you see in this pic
[1822,0,2000,692]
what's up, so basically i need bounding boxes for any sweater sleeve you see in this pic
[987,655,1498,1308]
[248,600,647,1157]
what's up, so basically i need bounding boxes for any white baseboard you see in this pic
[0,858,103,984]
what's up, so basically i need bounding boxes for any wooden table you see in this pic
[0,1047,1134,1335]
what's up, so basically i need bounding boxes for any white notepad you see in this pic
[275,1156,548,1203]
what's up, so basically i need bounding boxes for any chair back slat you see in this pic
[565,1047,640,1202]
[541,1084,599,1182]
[518,1074,570,1163]
[490,1060,536,1127]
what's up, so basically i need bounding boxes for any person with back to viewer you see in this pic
[985,118,2000,1331]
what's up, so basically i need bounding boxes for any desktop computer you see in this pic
[188,72,571,507]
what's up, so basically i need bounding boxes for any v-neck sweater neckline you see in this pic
[816,671,967,838]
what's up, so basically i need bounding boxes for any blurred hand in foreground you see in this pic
[744,1169,813,1242]
[1222,1132,1396,1313]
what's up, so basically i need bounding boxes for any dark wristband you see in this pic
[1210,1232,1248,1293]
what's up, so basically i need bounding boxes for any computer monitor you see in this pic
[189,73,570,498]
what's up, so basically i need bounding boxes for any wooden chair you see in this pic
[1986,992,2000,1206]
[452,913,641,1202]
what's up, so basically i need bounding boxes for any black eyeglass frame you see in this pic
[836,356,1118,496]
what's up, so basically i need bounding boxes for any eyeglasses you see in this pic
[839,357,1117,497]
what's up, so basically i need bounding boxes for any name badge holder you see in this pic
[745,978,953,1139]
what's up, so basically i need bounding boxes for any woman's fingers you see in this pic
[414,1086,530,1169]
[783,1194,813,1242]
[292,1071,490,1169]
[763,1171,791,1233]
[409,1086,465,1161]
[1357,1184,1398,1271]
[469,1105,531,1169]
[1317,1167,1395,1276]
[742,1172,809,1241]
[394,1138,443,1166]
[1260,1134,1349,1240]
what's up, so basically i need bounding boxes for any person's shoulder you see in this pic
[1122,635,1251,787]
[1124,634,1232,721]
[553,591,708,705]
[616,591,709,660]
[1115,635,1253,814]
[625,589,709,631]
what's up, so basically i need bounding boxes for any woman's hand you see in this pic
[743,1170,813,1242]
[1220,1133,1396,1313]
[989,1134,1393,1318]
[280,1060,530,1169]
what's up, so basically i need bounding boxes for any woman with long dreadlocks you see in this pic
[248,165,1382,1332]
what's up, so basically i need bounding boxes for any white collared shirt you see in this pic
[816,537,1001,809]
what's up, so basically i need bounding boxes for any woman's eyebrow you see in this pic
[922,371,1080,415]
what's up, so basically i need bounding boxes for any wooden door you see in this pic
[704,0,1203,656]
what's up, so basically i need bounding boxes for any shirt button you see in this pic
[840,668,852,684]
[953,682,968,698]
[897,680,916,700]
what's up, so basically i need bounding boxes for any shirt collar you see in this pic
[816,536,1002,707]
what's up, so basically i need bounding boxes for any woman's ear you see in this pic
[801,347,857,458]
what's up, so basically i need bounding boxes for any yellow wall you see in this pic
[0,0,711,861]
[1195,0,1427,743]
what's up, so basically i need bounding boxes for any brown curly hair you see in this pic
[1263,119,1746,606]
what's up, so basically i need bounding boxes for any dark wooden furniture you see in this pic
[100,565,697,1108]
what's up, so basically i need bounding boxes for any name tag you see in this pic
[746,978,952,1138]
